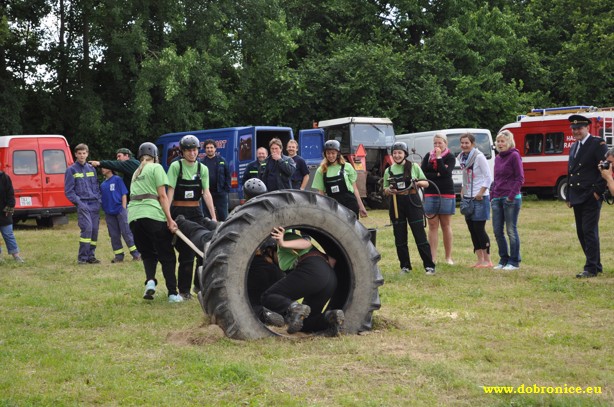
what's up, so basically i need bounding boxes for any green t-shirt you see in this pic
[383,162,426,188]
[311,163,357,193]
[167,159,210,191]
[127,163,169,223]
[277,233,312,272]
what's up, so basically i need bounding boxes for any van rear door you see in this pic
[39,136,73,209]
[10,137,43,211]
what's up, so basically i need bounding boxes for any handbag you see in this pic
[460,197,475,216]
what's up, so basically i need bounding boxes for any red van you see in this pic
[0,135,76,227]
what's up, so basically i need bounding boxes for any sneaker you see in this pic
[168,294,184,303]
[261,307,285,327]
[143,280,156,300]
[502,264,519,271]
[425,267,436,276]
[78,260,88,265]
[285,302,311,334]
[87,258,101,264]
[400,267,411,274]
[493,264,505,270]
[179,292,193,300]
[323,309,345,337]
[13,255,25,263]
[111,257,124,263]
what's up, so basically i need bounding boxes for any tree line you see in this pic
[1,0,612,157]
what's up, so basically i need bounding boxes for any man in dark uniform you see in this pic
[201,139,230,221]
[90,148,140,196]
[566,114,608,278]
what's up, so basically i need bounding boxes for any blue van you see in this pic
[156,126,294,209]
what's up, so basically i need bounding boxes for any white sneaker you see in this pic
[400,267,411,274]
[168,294,184,303]
[143,280,156,300]
[493,264,504,270]
[425,267,436,276]
[502,264,519,271]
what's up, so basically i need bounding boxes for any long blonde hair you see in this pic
[132,155,156,181]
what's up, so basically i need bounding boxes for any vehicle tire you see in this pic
[198,190,383,340]
[556,178,568,201]
[36,217,53,228]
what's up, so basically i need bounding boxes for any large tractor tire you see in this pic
[198,190,383,340]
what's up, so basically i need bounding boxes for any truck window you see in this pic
[351,124,395,148]
[43,150,68,174]
[545,132,564,154]
[524,134,543,155]
[325,126,350,152]
[13,150,38,175]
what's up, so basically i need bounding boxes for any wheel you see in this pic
[556,178,568,201]
[198,190,383,340]
[36,217,53,228]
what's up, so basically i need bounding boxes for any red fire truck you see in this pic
[499,106,614,200]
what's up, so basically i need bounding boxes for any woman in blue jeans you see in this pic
[490,130,525,270]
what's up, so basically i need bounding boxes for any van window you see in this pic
[239,135,252,161]
[445,132,493,159]
[43,150,68,174]
[524,134,543,155]
[545,132,564,154]
[13,150,38,175]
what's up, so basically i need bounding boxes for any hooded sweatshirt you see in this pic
[491,148,524,200]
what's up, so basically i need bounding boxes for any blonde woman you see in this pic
[128,142,182,302]
[420,133,456,264]
[491,130,524,270]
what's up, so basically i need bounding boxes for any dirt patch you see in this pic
[166,323,226,346]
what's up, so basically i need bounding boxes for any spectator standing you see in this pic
[167,135,216,299]
[99,167,141,263]
[459,133,493,268]
[0,170,24,263]
[420,133,456,264]
[566,114,608,278]
[490,130,524,270]
[90,148,140,197]
[128,142,182,302]
[599,147,614,196]
[286,139,310,190]
[242,147,268,186]
[259,138,296,191]
[64,143,102,265]
[201,139,230,221]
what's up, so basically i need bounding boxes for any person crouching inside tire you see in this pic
[383,142,436,276]
[261,227,345,336]
[311,140,368,218]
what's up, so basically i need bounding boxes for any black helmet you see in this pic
[391,142,409,157]
[324,140,341,152]
[243,178,267,200]
[137,142,158,159]
[180,135,200,150]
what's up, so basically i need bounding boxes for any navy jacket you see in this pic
[567,135,608,206]
[201,155,230,193]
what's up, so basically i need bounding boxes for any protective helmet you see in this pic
[179,135,200,150]
[243,178,267,200]
[391,141,409,157]
[137,142,158,159]
[324,140,341,152]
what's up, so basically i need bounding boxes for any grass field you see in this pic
[1,199,612,406]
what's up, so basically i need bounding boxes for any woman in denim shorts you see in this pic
[421,133,457,264]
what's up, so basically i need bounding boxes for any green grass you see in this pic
[1,200,612,406]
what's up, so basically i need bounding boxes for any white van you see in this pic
[394,128,495,195]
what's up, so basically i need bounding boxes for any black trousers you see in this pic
[248,255,285,318]
[171,206,206,293]
[465,219,490,253]
[389,194,434,270]
[130,218,178,296]
[261,256,337,332]
[573,198,603,273]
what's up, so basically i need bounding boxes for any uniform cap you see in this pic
[116,148,133,157]
[569,114,591,129]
